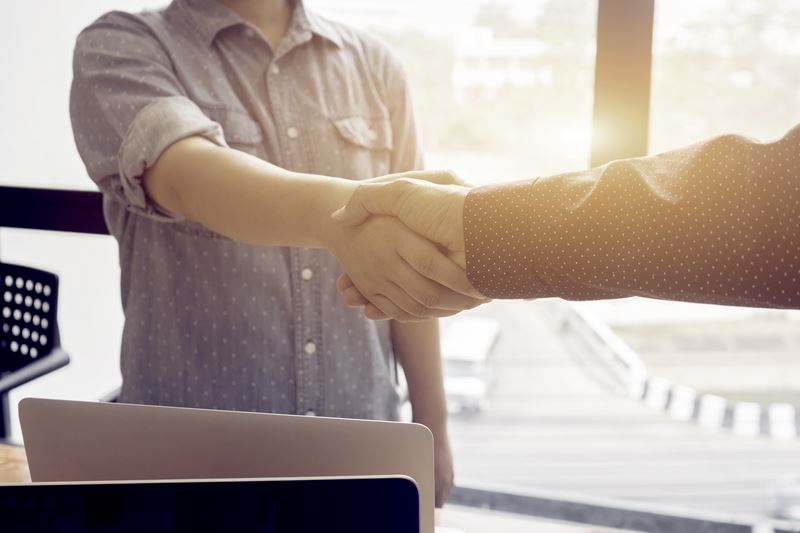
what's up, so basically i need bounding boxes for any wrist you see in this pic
[307,177,358,250]
[448,187,468,252]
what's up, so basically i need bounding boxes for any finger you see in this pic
[393,253,486,311]
[337,265,456,318]
[448,250,467,270]
[435,489,445,508]
[366,169,471,188]
[335,270,408,318]
[364,293,424,322]
[382,279,461,320]
[398,238,487,300]
[367,277,461,321]
[341,286,369,307]
[396,169,472,188]
[331,182,392,226]
[364,303,389,321]
[332,178,436,226]
[336,273,356,293]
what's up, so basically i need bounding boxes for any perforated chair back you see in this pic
[0,262,68,440]
[1,263,59,373]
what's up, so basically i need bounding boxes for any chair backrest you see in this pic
[1,263,59,374]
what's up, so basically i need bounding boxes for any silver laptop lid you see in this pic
[19,398,434,533]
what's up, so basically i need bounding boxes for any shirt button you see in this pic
[286,126,299,139]
[243,27,256,39]
[301,268,313,281]
[304,341,317,355]
[270,63,280,75]
[305,410,316,416]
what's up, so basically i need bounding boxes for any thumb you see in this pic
[331,183,398,226]
[399,170,472,188]
[331,202,370,226]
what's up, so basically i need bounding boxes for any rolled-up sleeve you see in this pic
[70,11,226,221]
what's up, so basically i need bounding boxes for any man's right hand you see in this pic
[332,171,470,257]
[331,170,488,320]
[325,215,486,322]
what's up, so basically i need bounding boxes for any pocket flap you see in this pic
[333,116,393,151]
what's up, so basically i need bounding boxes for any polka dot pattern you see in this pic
[70,0,421,420]
[465,128,800,309]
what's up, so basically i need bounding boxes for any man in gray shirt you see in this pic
[70,0,482,505]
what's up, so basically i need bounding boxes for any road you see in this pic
[444,299,800,518]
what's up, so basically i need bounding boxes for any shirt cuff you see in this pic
[118,96,227,221]
[464,179,549,299]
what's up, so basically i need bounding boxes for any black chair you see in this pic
[0,262,69,440]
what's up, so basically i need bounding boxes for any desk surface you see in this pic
[0,443,28,483]
[0,444,624,533]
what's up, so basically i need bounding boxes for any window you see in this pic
[645,0,800,417]
[0,1,167,439]
[582,0,800,518]
[650,0,800,151]
[309,0,597,184]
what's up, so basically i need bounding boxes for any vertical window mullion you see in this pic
[590,0,655,167]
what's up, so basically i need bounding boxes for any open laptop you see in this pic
[0,476,420,532]
[19,398,434,533]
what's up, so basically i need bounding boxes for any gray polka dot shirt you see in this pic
[69,0,422,419]
[465,126,800,309]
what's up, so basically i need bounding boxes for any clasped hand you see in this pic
[328,171,489,321]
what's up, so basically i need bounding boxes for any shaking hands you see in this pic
[330,171,489,321]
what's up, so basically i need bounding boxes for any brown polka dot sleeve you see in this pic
[464,125,800,309]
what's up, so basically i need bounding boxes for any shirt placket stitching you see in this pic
[272,35,324,415]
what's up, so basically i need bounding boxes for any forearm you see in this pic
[143,136,356,248]
[391,320,449,433]
[465,126,800,308]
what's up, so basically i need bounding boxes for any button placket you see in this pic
[291,249,324,416]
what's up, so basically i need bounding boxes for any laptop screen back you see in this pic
[0,477,419,533]
[19,398,434,533]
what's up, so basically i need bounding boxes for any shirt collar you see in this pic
[179,0,342,49]
[302,7,344,49]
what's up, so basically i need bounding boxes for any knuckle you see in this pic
[466,299,482,309]
[351,183,367,197]
[414,254,436,276]
[409,301,429,317]
[444,170,460,183]
[420,291,441,309]
[397,311,416,322]
[392,178,413,191]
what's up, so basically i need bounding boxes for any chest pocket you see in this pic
[199,104,264,153]
[332,116,393,179]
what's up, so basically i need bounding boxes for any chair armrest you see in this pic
[0,347,70,394]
